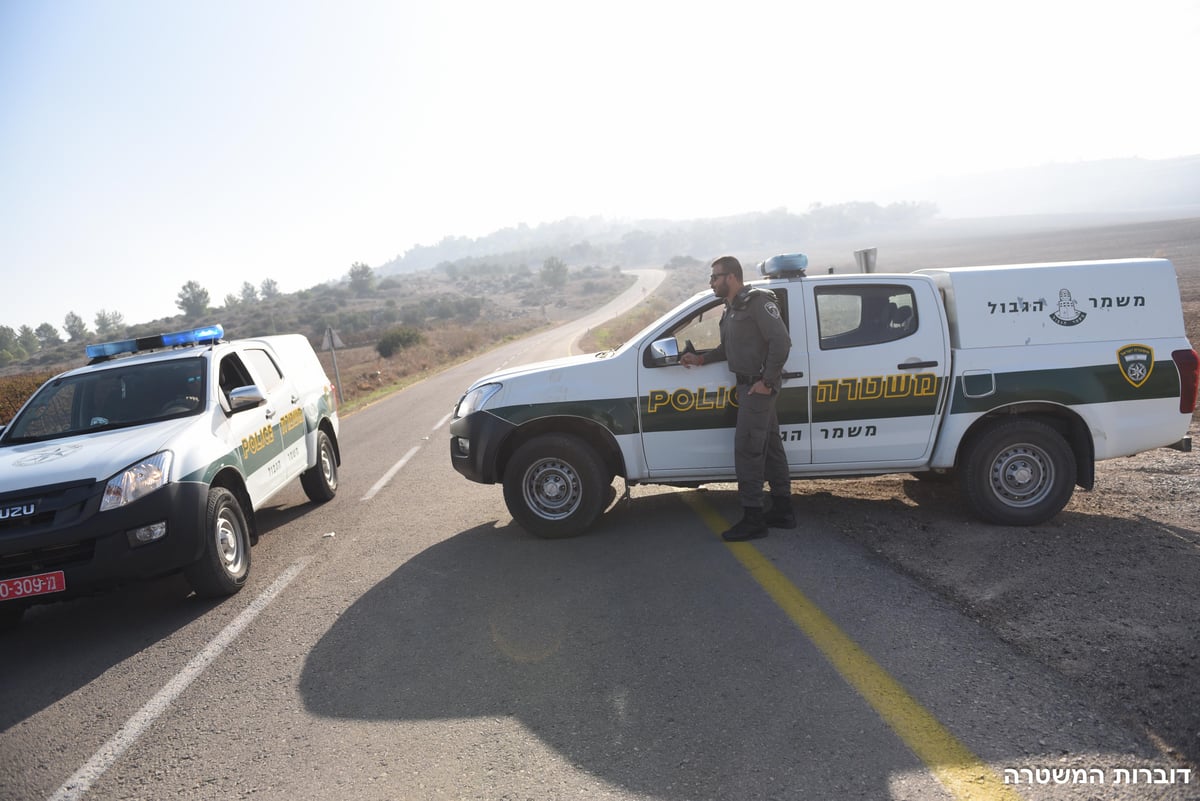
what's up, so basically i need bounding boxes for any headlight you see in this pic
[454,383,502,419]
[100,451,173,511]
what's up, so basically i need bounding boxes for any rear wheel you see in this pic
[961,419,1077,525]
[185,487,251,597]
[502,434,609,538]
[301,430,338,503]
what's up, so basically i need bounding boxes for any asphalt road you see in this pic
[1,270,1194,801]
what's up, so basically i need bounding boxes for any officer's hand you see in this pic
[750,380,771,395]
[680,353,702,368]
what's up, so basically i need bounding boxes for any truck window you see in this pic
[4,359,207,443]
[816,285,916,349]
[241,348,285,394]
[670,300,725,352]
[663,289,791,355]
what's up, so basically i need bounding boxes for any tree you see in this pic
[176,281,211,319]
[240,281,259,304]
[35,323,62,347]
[348,262,375,296]
[17,325,39,354]
[223,293,240,309]
[540,256,568,289]
[0,326,26,364]
[260,278,280,299]
[63,311,89,342]
[95,309,125,336]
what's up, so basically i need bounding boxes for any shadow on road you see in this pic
[298,491,949,800]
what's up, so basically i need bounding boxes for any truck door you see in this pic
[220,348,294,502]
[637,287,812,477]
[240,346,309,494]
[804,278,949,466]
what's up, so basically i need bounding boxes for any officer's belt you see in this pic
[735,374,763,385]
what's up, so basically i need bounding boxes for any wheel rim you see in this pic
[320,441,337,490]
[214,508,248,578]
[988,443,1054,508]
[522,457,583,521]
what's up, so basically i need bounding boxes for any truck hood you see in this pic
[469,352,615,389]
[0,419,196,490]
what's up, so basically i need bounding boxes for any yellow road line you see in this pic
[682,493,1022,801]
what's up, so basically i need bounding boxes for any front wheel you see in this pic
[502,434,610,538]
[961,419,1077,526]
[301,430,338,503]
[185,487,252,597]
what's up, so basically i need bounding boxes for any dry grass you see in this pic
[315,316,545,412]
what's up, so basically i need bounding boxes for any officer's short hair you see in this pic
[711,255,743,281]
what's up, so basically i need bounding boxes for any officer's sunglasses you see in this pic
[709,272,728,282]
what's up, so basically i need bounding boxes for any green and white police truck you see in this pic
[0,325,340,625]
[450,255,1198,538]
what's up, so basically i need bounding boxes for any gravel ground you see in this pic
[798,419,1200,770]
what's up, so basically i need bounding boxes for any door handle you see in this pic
[782,371,805,379]
[898,361,938,370]
[264,408,277,419]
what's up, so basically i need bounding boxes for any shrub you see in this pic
[376,326,423,358]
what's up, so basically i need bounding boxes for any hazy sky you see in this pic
[2,0,1197,335]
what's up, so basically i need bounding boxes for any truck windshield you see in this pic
[2,358,207,444]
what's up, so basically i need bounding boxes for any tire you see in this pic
[301,430,338,503]
[961,419,1077,526]
[185,487,252,597]
[502,434,609,538]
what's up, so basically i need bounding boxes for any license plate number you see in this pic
[0,571,67,601]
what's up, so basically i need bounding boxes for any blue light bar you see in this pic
[85,338,140,359]
[86,324,224,360]
[161,324,224,347]
[760,253,808,277]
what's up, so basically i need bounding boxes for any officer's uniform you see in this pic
[702,286,792,510]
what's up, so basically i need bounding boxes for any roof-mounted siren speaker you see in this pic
[760,253,808,278]
[854,247,877,273]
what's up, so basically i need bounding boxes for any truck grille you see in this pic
[0,539,96,579]
[0,479,99,577]
[0,479,96,534]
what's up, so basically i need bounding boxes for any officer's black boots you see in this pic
[763,495,796,529]
[722,507,768,541]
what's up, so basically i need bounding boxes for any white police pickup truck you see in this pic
[450,255,1198,538]
[0,325,340,625]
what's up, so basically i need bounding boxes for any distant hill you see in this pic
[375,201,942,277]
[376,155,1199,276]
[891,155,1200,219]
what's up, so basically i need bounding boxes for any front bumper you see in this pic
[0,480,210,604]
[449,411,516,484]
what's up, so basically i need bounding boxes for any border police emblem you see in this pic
[764,301,781,319]
[1049,288,1087,326]
[1117,344,1154,388]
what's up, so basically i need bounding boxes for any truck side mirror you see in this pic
[228,385,267,413]
[648,337,680,367]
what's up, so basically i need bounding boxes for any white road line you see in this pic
[48,559,311,801]
[432,412,452,431]
[361,445,420,500]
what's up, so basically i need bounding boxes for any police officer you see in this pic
[681,256,794,540]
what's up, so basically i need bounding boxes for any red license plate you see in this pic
[0,570,67,601]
